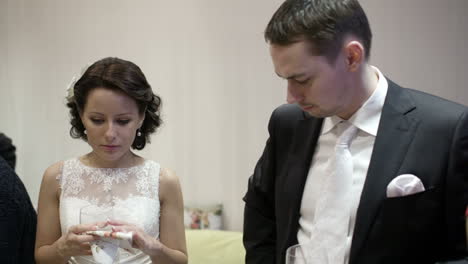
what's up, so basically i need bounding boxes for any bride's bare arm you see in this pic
[151,168,188,264]
[35,162,100,263]
[35,162,70,263]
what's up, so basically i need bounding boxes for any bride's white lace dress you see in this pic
[57,158,161,263]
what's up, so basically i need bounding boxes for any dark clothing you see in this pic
[243,81,468,264]
[0,133,16,169]
[0,157,37,263]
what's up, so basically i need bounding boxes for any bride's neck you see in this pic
[83,151,140,168]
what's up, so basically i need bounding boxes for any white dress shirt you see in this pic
[297,66,388,263]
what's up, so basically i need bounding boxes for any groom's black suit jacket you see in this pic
[243,80,468,264]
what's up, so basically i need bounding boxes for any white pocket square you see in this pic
[386,174,425,198]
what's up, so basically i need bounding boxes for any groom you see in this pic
[242,0,468,263]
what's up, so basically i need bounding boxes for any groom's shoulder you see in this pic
[272,103,307,120]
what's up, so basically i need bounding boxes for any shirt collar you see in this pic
[321,66,388,136]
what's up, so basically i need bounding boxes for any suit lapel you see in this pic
[280,115,323,250]
[349,81,420,263]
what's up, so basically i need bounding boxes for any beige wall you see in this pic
[1,0,467,231]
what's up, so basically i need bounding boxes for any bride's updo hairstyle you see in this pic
[66,57,162,150]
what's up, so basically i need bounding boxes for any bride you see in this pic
[35,57,187,264]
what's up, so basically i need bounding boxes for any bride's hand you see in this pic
[107,220,163,256]
[56,222,107,257]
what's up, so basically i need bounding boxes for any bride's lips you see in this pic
[101,145,119,152]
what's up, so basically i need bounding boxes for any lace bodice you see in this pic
[58,158,161,263]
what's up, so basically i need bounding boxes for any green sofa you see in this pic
[186,229,245,264]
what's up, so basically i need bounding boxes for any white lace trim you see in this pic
[57,158,159,198]
[88,167,130,192]
[58,157,161,263]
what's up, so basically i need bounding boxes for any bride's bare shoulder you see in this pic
[158,167,182,202]
[42,160,64,182]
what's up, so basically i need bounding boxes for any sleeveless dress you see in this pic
[57,158,161,263]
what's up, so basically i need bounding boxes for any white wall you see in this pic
[364,0,468,102]
[1,0,467,231]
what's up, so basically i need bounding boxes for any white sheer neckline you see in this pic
[76,156,148,170]
[58,157,161,263]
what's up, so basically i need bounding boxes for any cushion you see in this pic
[184,204,223,230]
[185,229,245,264]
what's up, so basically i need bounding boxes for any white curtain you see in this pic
[1,0,467,231]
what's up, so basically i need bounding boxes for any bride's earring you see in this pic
[84,130,87,135]
[137,129,142,137]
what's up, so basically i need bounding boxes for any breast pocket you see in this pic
[375,187,442,255]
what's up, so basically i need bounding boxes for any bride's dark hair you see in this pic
[66,57,162,150]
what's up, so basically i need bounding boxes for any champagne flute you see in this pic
[80,205,119,264]
[285,241,328,264]
[80,204,113,224]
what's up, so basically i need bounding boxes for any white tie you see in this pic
[312,122,358,264]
